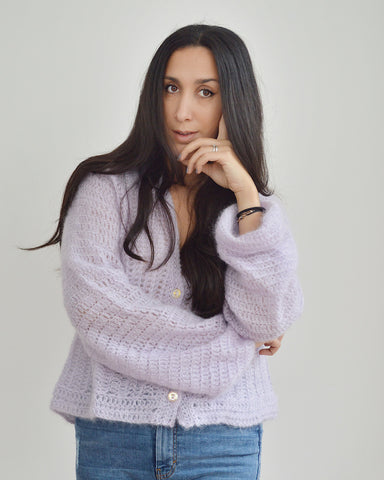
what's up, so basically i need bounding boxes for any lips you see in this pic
[172,130,198,143]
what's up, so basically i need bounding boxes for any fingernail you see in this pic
[177,154,181,161]
[186,166,189,174]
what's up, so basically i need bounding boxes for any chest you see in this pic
[169,186,196,249]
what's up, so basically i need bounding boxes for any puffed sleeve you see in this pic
[214,194,304,342]
[61,172,256,398]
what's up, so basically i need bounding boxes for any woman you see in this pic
[24,24,303,480]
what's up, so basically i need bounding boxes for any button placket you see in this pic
[167,391,179,402]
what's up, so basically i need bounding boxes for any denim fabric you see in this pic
[75,417,263,479]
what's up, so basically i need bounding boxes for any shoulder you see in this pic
[76,169,140,201]
[65,170,142,232]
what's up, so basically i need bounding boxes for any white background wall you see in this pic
[1,0,383,478]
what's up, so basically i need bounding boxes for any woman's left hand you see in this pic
[255,335,285,356]
[178,116,256,195]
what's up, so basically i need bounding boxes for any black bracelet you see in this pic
[236,206,266,223]
[236,206,266,219]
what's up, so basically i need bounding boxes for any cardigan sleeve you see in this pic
[213,194,304,343]
[61,173,256,398]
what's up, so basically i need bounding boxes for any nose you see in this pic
[174,92,193,122]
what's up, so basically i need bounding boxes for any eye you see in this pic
[199,88,214,98]
[164,84,178,94]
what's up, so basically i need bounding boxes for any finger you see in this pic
[179,138,230,162]
[259,345,279,355]
[258,340,281,355]
[179,139,215,162]
[216,115,228,141]
[259,349,274,356]
[185,146,218,174]
[192,148,230,175]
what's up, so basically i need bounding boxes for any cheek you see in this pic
[208,108,222,131]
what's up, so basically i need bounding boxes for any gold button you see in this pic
[167,391,179,402]
[172,288,181,298]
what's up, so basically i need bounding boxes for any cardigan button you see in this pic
[167,391,179,402]
[172,288,181,298]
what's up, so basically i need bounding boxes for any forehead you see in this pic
[164,46,218,79]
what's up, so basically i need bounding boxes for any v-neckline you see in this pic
[166,187,197,251]
[166,188,182,251]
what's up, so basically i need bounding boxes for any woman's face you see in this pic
[163,46,222,157]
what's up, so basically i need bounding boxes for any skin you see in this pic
[163,46,284,356]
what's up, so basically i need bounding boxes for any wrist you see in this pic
[235,185,261,211]
[234,185,263,235]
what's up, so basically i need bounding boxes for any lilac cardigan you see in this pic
[50,171,304,428]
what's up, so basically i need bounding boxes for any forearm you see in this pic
[214,194,304,342]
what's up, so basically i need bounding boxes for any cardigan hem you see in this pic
[50,389,279,429]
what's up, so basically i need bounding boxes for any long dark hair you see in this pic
[21,23,274,318]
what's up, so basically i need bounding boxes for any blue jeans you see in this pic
[74,416,263,479]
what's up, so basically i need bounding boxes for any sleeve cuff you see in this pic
[214,193,290,260]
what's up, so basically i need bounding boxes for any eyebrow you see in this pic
[163,76,219,84]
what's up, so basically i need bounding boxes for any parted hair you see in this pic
[22,23,273,318]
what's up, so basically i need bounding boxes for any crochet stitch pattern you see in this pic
[50,171,304,428]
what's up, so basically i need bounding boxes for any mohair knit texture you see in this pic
[50,171,304,428]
